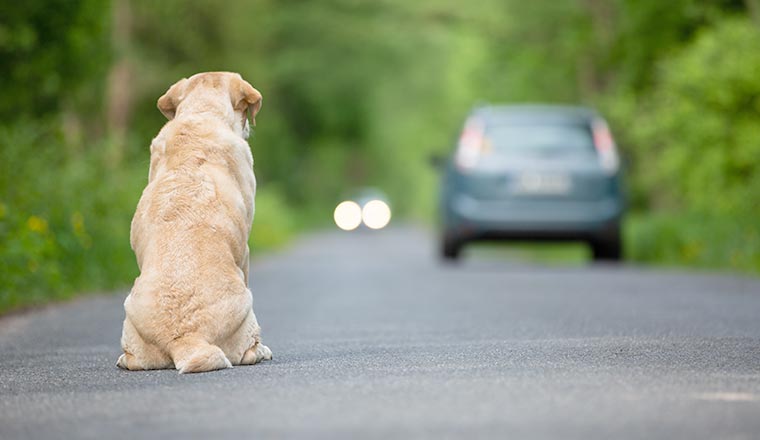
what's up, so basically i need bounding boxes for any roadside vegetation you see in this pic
[1,0,758,313]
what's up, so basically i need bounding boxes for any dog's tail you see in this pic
[168,335,231,374]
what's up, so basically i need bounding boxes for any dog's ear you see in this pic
[157,78,189,120]
[231,75,262,126]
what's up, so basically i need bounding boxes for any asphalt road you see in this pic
[1,226,760,439]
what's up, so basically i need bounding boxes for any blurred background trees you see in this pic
[1,0,759,312]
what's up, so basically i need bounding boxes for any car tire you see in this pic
[441,233,464,261]
[590,225,622,262]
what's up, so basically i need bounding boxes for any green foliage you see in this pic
[626,213,760,273]
[621,18,760,216]
[0,0,110,120]
[0,122,143,312]
[249,186,298,253]
[611,18,760,273]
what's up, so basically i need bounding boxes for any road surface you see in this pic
[1,227,759,439]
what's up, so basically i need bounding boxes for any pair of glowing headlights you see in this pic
[333,199,391,231]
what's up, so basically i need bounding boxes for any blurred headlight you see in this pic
[361,199,391,230]
[334,201,362,231]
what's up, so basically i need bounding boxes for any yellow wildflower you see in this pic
[71,211,86,235]
[27,215,48,233]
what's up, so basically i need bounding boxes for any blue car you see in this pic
[438,105,625,261]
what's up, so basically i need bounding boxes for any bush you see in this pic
[626,213,760,274]
[0,122,145,312]
[608,17,760,273]
[620,17,760,216]
[0,121,300,314]
[249,185,298,254]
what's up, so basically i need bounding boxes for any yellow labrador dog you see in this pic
[117,72,272,374]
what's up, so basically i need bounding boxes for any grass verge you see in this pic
[0,123,298,316]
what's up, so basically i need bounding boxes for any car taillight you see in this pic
[455,117,488,171]
[592,119,620,174]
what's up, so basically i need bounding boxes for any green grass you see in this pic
[625,212,760,274]
[0,123,151,314]
[469,242,590,266]
[0,124,299,315]
[248,186,299,253]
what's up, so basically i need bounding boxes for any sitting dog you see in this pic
[117,72,271,373]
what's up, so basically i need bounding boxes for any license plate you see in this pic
[513,172,571,195]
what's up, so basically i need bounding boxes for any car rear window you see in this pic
[485,123,595,157]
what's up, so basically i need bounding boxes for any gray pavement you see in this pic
[1,226,760,439]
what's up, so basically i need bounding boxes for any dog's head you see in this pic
[157,72,262,138]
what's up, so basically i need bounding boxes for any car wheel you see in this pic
[590,226,622,262]
[441,233,464,261]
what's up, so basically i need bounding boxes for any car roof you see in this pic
[471,104,598,125]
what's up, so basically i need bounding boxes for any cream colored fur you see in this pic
[117,72,271,374]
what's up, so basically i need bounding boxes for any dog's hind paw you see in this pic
[116,353,127,369]
[241,343,272,365]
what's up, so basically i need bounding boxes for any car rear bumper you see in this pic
[445,194,623,240]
